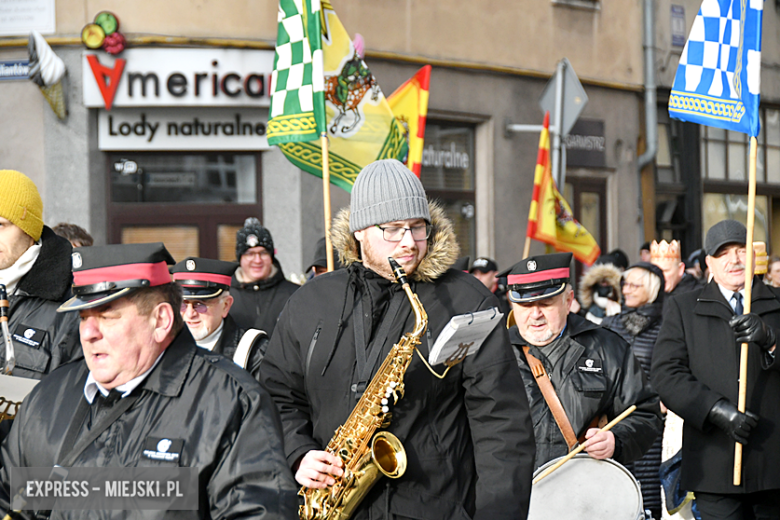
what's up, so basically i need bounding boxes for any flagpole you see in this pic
[322,132,334,272]
[734,135,757,486]
[522,237,532,260]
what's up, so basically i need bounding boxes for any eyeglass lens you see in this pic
[181,301,208,314]
[379,224,431,242]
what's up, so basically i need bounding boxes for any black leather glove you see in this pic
[729,313,777,351]
[707,399,759,444]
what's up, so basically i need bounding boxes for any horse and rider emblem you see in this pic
[324,51,381,135]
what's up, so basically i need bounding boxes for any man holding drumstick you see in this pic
[503,252,662,470]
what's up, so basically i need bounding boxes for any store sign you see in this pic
[83,48,274,109]
[0,0,55,36]
[565,119,606,168]
[0,60,29,81]
[97,108,271,151]
[422,143,470,170]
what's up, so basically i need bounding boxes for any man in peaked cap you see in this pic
[0,243,297,519]
[470,257,510,316]
[172,257,267,380]
[653,220,780,519]
[229,217,299,336]
[502,252,662,470]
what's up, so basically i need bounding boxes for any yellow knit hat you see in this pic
[0,170,44,241]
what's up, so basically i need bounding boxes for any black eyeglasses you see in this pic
[375,223,431,242]
[181,301,209,314]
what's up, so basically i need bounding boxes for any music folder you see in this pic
[429,307,503,367]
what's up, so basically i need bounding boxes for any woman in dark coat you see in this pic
[602,262,665,520]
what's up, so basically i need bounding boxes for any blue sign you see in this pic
[0,60,30,81]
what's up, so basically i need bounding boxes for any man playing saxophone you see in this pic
[260,159,536,520]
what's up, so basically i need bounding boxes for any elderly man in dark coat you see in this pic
[652,219,780,520]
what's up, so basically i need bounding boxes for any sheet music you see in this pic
[0,373,39,403]
[429,307,503,366]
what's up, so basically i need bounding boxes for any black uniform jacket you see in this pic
[2,227,81,378]
[211,313,269,382]
[511,313,662,470]
[651,280,780,494]
[229,259,299,337]
[0,329,298,519]
[260,203,536,520]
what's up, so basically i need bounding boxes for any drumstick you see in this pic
[533,405,637,484]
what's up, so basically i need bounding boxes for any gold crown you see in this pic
[651,240,681,263]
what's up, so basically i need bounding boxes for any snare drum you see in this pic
[528,454,645,520]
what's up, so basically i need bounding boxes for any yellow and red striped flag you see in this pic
[527,112,601,265]
[387,65,431,176]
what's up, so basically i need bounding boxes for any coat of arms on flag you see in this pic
[668,0,763,136]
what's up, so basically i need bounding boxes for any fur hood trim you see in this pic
[579,263,622,309]
[330,201,460,283]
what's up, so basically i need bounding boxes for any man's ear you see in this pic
[222,295,234,318]
[354,229,365,243]
[152,303,175,343]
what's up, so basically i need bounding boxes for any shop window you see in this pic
[700,108,780,185]
[108,152,261,259]
[111,154,256,204]
[421,122,476,259]
[702,193,768,243]
[767,109,780,184]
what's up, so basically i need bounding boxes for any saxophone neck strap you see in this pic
[352,288,406,401]
[522,346,578,450]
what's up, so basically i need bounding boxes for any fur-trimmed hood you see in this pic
[330,201,460,283]
[578,262,622,309]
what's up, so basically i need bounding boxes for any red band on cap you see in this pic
[172,272,231,286]
[507,267,570,285]
[74,262,172,287]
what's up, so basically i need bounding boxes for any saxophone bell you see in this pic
[371,431,407,478]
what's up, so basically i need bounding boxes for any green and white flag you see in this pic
[267,0,325,145]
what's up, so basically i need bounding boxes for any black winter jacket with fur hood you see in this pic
[3,226,81,378]
[260,203,536,520]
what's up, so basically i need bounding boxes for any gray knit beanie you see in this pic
[349,159,430,232]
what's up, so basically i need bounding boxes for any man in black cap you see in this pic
[0,243,297,518]
[470,257,510,316]
[230,217,299,336]
[306,237,342,279]
[172,257,268,380]
[652,220,780,520]
[502,251,662,470]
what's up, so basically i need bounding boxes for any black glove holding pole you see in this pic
[729,312,777,351]
[707,399,759,444]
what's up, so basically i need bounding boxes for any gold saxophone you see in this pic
[299,257,428,520]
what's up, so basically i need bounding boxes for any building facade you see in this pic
[2,0,727,278]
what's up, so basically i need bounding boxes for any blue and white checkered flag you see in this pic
[669,0,764,136]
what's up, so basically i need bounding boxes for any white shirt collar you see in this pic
[717,284,746,308]
[195,321,224,352]
[83,351,165,404]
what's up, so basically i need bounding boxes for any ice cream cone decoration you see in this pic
[28,30,67,120]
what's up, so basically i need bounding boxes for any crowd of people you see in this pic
[0,163,778,520]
